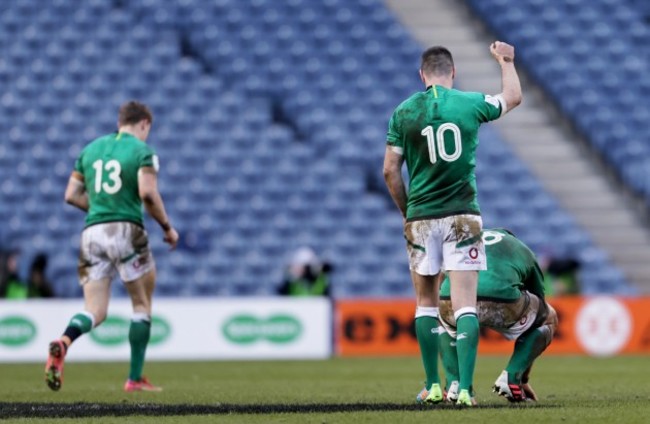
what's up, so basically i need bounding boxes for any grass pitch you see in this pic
[1,355,649,423]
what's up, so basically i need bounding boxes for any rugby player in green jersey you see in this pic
[438,229,558,404]
[45,101,178,392]
[383,42,522,406]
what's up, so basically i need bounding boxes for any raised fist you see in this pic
[490,41,515,63]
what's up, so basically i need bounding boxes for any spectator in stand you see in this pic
[277,247,332,297]
[0,249,27,299]
[27,253,56,298]
[539,253,581,296]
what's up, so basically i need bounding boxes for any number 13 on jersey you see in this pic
[92,159,122,194]
[421,123,462,164]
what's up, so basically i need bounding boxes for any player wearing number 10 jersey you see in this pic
[388,82,503,220]
[383,43,522,405]
[45,101,179,393]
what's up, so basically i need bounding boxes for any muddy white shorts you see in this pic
[404,214,486,275]
[77,222,155,285]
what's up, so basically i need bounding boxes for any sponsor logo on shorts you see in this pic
[469,248,479,259]
[133,256,149,269]
[463,260,482,265]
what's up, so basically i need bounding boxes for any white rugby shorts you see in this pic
[77,222,155,285]
[404,214,486,275]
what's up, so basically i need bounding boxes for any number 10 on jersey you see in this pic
[421,123,462,164]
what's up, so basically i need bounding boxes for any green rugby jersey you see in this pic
[74,132,157,227]
[440,229,546,301]
[387,85,504,220]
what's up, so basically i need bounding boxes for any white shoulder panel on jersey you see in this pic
[485,94,508,117]
[152,155,160,172]
[388,145,404,155]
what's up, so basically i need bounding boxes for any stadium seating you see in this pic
[0,0,636,298]
[466,0,650,206]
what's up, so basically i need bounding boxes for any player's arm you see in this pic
[64,171,89,212]
[138,166,179,249]
[383,147,407,218]
[490,41,522,114]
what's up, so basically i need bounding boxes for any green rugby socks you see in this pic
[128,313,152,381]
[439,329,459,390]
[62,311,95,345]
[506,325,553,384]
[455,309,479,392]
[415,307,441,388]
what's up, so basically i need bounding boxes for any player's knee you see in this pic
[544,303,558,338]
[88,309,107,326]
[84,301,109,325]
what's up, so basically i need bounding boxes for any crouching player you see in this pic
[438,228,558,403]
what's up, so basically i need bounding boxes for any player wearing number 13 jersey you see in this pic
[45,101,178,394]
[76,127,158,227]
[383,44,522,405]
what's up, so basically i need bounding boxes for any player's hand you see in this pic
[490,41,515,64]
[522,382,538,401]
[163,227,179,250]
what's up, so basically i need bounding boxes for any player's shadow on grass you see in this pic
[0,402,559,418]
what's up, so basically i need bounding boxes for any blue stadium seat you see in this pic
[467,0,650,209]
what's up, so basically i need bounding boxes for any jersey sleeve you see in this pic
[73,151,84,175]
[386,109,404,154]
[475,93,507,123]
[139,145,158,171]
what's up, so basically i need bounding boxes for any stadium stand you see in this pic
[0,0,636,297]
[466,0,650,206]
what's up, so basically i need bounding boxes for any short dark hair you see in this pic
[118,101,153,126]
[420,46,454,78]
